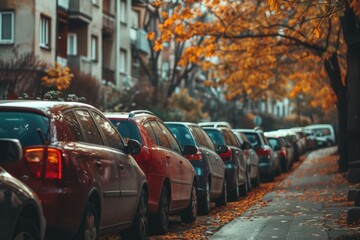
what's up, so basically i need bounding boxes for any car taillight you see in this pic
[185,149,203,161]
[24,147,63,180]
[257,147,270,157]
[279,148,287,157]
[219,147,232,161]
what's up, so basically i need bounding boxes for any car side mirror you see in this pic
[0,138,23,163]
[126,139,141,155]
[241,141,252,150]
[183,145,197,155]
[274,145,281,151]
[216,144,228,154]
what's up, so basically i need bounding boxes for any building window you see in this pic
[40,15,50,49]
[92,0,99,6]
[0,11,14,44]
[67,33,77,55]
[120,49,127,73]
[120,0,127,24]
[91,35,98,61]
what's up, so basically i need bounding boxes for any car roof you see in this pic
[165,122,198,127]
[198,121,232,128]
[104,110,160,124]
[0,100,94,116]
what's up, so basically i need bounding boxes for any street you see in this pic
[101,147,359,240]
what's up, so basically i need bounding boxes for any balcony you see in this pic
[68,0,92,24]
[130,28,149,54]
[68,56,92,75]
[58,0,69,10]
[102,13,115,37]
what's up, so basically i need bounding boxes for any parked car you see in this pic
[277,129,301,161]
[305,124,336,146]
[166,122,227,214]
[0,138,46,240]
[202,127,249,200]
[232,130,260,186]
[105,111,198,234]
[236,128,280,181]
[0,100,148,240]
[291,127,307,154]
[264,133,292,172]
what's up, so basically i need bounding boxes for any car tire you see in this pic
[239,175,248,197]
[252,167,260,187]
[181,182,197,223]
[13,217,40,240]
[198,180,211,215]
[153,186,170,235]
[268,170,275,182]
[229,176,240,201]
[121,189,148,240]
[215,179,227,207]
[78,202,99,240]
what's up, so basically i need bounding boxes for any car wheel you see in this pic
[239,175,248,197]
[198,180,211,215]
[229,175,240,201]
[78,202,99,240]
[121,189,148,240]
[268,170,275,182]
[252,167,260,187]
[13,217,40,240]
[246,170,252,192]
[153,186,170,234]
[181,182,197,223]
[215,179,227,207]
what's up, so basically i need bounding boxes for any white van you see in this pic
[304,124,336,146]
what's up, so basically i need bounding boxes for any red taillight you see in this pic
[256,147,270,157]
[24,147,63,180]
[279,148,287,157]
[219,147,232,161]
[185,149,203,161]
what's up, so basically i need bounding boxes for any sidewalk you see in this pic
[210,147,360,240]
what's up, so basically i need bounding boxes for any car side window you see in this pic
[63,111,84,141]
[92,112,124,150]
[75,110,103,145]
[144,122,157,143]
[222,131,233,146]
[229,132,241,148]
[191,126,210,149]
[158,122,181,154]
[148,121,171,149]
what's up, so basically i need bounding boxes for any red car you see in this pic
[0,100,148,240]
[105,111,198,234]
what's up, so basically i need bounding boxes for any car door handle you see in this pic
[95,160,103,168]
[179,160,183,164]
[118,164,124,170]
[205,151,210,156]
[166,155,170,159]
[216,157,219,161]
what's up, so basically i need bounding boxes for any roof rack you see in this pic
[128,110,155,118]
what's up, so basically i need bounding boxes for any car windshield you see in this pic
[203,129,225,145]
[312,128,331,137]
[167,124,195,149]
[0,111,49,148]
[111,119,142,144]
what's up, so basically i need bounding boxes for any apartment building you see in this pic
[0,0,148,91]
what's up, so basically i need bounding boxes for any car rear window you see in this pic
[203,129,225,145]
[0,111,49,148]
[242,132,260,147]
[111,119,142,144]
[268,138,281,149]
[167,124,195,149]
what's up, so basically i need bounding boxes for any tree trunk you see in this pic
[340,8,360,169]
[337,94,348,171]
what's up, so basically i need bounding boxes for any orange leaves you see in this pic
[41,62,73,91]
[351,0,360,16]
[147,32,155,41]
[268,0,281,12]
[151,0,162,8]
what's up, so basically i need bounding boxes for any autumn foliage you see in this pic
[151,0,349,111]
[41,62,74,91]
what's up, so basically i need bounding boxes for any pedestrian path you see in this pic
[210,147,358,240]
